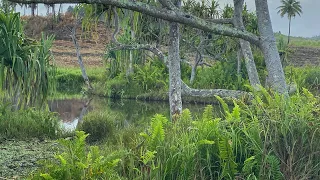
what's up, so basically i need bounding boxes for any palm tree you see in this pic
[277,0,302,44]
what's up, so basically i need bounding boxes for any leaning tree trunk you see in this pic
[233,0,261,90]
[255,0,287,94]
[71,21,93,91]
[168,1,182,120]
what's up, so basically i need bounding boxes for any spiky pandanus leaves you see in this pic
[0,10,55,109]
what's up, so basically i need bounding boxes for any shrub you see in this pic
[285,66,320,92]
[30,131,123,179]
[78,111,116,143]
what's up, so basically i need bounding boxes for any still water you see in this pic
[48,97,221,131]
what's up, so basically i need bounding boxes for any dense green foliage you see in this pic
[0,103,61,140]
[32,89,319,179]
[0,10,56,108]
[30,131,124,179]
[78,111,116,143]
[285,66,320,92]
[55,68,105,95]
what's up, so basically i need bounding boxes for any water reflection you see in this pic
[48,98,221,131]
[48,99,92,131]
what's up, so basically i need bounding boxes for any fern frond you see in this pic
[203,105,214,121]
[218,137,237,179]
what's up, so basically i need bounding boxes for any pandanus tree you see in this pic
[0,10,56,109]
[277,0,303,44]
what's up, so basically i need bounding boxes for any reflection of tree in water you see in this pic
[90,98,222,124]
[49,97,222,131]
[48,99,90,122]
[48,98,92,131]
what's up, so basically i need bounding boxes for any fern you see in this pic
[215,95,232,119]
[265,155,283,180]
[181,108,192,122]
[31,131,122,179]
[242,156,257,177]
[218,137,237,179]
[202,105,214,121]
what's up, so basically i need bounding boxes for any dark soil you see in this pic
[288,46,320,66]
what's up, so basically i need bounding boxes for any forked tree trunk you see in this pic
[233,0,261,90]
[255,0,287,94]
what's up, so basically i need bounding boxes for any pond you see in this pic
[48,97,222,132]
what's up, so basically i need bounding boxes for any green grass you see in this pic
[275,32,320,48]
[0,106,61,140]
[53,67,106,96]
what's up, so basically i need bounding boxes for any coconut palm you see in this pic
[277,0,302,44]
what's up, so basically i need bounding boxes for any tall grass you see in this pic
[0,103,61,140]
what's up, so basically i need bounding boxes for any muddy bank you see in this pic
[0,139,58,179]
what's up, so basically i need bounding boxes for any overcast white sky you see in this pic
[217,0,319,37]
[15,0,320,37]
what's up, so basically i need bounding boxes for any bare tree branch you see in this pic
[181,81,251,99]
[111,7,120,44]
[9,0,261,46]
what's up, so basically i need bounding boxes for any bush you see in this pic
[0,104,61,140]
[285,66,320,92]
[30,131,123,179]
[78,111,116,143]
[118,89,319,179]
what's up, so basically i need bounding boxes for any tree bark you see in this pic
[168,0,182,120]
[71,21,93,90]
[30,3,36,16]
[181,82,251,99]
[237,48,241,75]
[127,11,135,76]
[288,16,291,44]
[233,0,261,90]
[255,0,287,94]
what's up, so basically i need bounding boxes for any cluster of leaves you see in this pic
[0,10,56,108]
[103,60,168,98]
[190,60,250,90]
[285,66,320,92]
[31,131,123,179]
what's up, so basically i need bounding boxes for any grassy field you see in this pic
[275,32,320,48]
